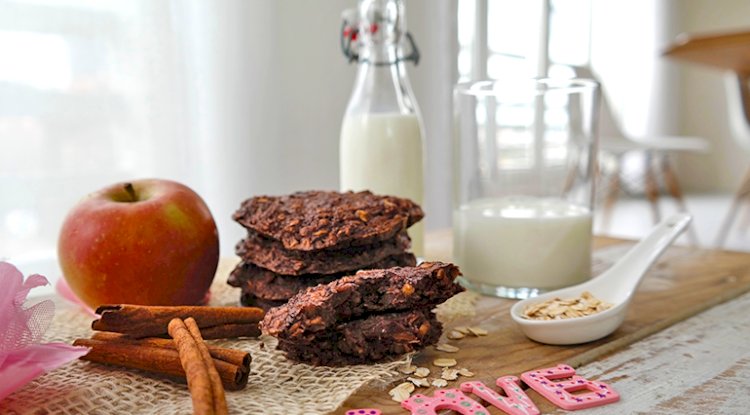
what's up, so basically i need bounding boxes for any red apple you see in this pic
[58,179,219,308]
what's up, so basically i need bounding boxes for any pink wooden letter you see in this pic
[521,363,620,410]
[401,388,488,415]
[345,410,381,415]
[460,377,539,415]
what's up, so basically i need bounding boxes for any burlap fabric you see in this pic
[0,258,478,415]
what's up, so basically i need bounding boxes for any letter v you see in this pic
[401,388,488,415]
[460,377,539,415]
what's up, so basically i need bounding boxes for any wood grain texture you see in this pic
[663,29,750,72]
[339,236,750,414]
[570,291,750,415]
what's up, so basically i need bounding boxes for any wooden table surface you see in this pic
[340,232,750,414]
[663,29,750,72]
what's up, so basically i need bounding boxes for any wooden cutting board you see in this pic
[339,234,750,414]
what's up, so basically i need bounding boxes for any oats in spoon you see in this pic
[523,291,613,320]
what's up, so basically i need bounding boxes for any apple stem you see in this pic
[124,183,137,202]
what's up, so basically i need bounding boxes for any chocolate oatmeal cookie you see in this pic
[228,253,417,301]
[275,308,441,366]
[260,262,463,343]
[229,264,337,302]
[235,231,412,276]
[239,292,285,310]
[232,191,423,251]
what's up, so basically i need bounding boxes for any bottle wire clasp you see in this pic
[340,9,420,66]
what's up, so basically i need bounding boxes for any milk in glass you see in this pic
[453,196,592,289]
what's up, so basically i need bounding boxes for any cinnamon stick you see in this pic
[91,332,251,370]
[199,323,261,340]
[73,338,248,391]
[186,318,228,415]
[92,305,264,338]
[168,319,214,415]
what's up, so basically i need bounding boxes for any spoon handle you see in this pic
[607,213,692,295]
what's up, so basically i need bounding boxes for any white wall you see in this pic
[405,0,459,235]
[590,0,681,139]
[674,0,750,193]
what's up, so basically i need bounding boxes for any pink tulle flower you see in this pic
[55,278,97,317]
[0,262,89,402]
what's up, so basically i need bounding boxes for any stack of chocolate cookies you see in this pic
[261,262,464,366]
[228,190,424,310]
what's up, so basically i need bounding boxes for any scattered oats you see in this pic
[441,368,459,381]
[467,326,488,336]
[523,291,613,320]
[389,382,415,402]
[433,358,457,368]
[407,377,430,388]
[399,364,417,375]
[414,367,430,377]
[431,378,448,388]
[447,330,465,340]
[436,343,460,353]
[433,291,481,323]
[454,326,470,334]
[457,367,474,377]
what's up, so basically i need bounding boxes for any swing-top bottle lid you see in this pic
[340,0,420,65]
[357,0,405,46]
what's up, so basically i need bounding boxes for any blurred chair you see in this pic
[572,66,709,245]
[715,71,750,246]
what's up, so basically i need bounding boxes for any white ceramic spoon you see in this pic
[509,212,692,345]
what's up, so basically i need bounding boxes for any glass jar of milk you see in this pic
[339,0,424,257]
[453,79,600,299]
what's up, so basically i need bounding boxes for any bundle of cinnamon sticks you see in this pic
[73,332,250,391]
[169,317,228,415]
[74,304,265,414]
[92,304,263,339]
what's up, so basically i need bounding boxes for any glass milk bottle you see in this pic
[453,79,600,299]
[339,0,425,257]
